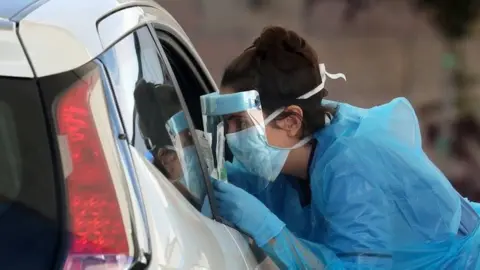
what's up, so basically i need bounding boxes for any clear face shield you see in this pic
[200,92,226,181]
[202,90,291,192]
[163,111,207,203]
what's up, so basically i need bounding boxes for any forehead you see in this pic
[219,87,236,94]
[224,111,248,119]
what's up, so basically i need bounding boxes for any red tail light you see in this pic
[56,70,132,269]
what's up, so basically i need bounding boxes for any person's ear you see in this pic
[275,105,303,138]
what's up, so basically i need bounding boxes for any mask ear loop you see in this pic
[264,107,313,149]
[264,109,284,125]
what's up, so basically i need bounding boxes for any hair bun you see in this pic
[253,26,306,55]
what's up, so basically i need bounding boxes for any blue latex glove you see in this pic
[212,180,285,246]
[144,151,154,163]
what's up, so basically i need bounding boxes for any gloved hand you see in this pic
[212,180,285,246]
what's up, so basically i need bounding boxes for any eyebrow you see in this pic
[224,114,241,122]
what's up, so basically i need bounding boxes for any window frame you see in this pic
[97,24,219,218]
[146,25,222,221]
[156,30,214,96]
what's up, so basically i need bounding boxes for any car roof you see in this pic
[0,0,191,78]
[0,0,42,21]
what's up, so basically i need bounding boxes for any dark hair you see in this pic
[220,26,335,137]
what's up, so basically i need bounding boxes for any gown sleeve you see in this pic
[311,133,457,269]
[260,227,342,269]
[257,137,396,269]
[471,201,480,214]
[258,195,391,269]
[307,136,408,269]
[259,226,389,269]
[319,141,393,269]
[258,134,471,268]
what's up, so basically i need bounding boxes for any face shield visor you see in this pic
[164,111,206,202]
[202,90,301,192]
[200,92,230,181]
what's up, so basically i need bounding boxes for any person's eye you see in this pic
[240,119,248,130]
[233,118,246,131]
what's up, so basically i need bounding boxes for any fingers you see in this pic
[213,190,230,202]
[217,202,240,224]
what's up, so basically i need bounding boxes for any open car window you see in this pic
[153,29,268,263]
[99,26,210,211]
[156,31,235,163]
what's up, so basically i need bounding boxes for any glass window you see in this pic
[99,27,208,210]
[0,77,60,269]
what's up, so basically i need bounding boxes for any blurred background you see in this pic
[157,0,480,201]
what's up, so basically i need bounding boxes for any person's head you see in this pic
[154,147,182,181]
[220,26,334,148]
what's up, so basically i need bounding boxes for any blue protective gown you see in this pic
[225,98,480,269]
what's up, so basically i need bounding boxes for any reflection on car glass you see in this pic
[134,81,180,153]
[164,111,207,203]
[0,101,21,204]
[132,78,206,208]
[104,27,210,211]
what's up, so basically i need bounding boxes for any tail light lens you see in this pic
[55,70,133,269]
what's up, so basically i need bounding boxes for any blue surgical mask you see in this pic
[225,125,311,182]
[178,145,206,201]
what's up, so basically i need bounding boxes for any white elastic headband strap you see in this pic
[165,145,176,151]
[264,64,345,126]
[298,63,346,99]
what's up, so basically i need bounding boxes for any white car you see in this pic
[0,1,277,269]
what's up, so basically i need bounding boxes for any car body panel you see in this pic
[0,0,41,20]
[18,0,113,77]
[130,147,252,269]
[0,19,33,77]
[18,0,192,77]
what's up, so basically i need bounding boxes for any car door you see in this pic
[96,7,259,269]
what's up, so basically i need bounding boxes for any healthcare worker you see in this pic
[201,26,480,269]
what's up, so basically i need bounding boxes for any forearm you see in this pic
[259,227,392,270]
[260,228,337,269]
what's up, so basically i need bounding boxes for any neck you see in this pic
[282,143,313,180]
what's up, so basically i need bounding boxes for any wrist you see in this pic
[253,211,285,247]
